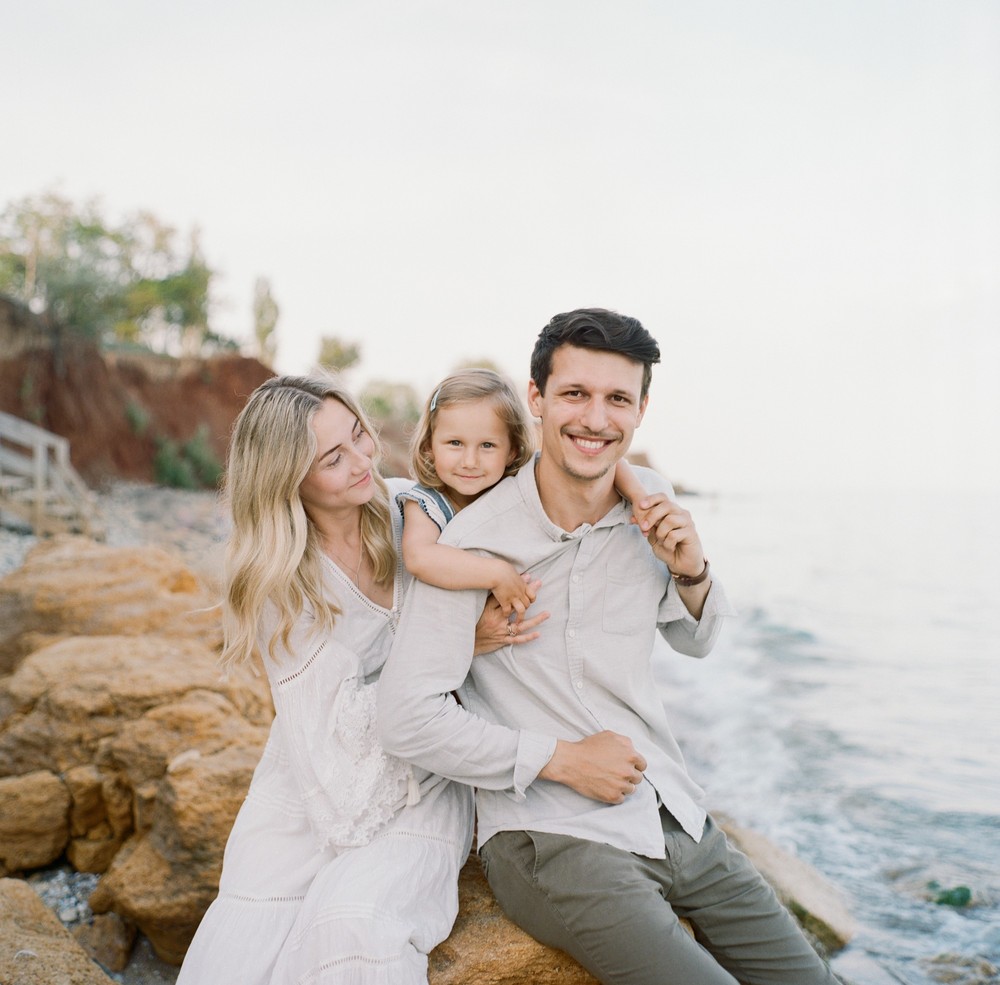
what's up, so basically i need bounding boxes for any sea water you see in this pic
[655,488,1000,985]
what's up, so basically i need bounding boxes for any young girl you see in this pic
[398,368,652,617]
[398,369,536,616]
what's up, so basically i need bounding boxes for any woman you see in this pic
[177,374,543,985]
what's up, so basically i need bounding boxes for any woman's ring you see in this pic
[507,623,517,637]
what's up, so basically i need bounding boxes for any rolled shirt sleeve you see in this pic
[657,576,738,657]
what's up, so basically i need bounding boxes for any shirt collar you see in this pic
[516,452,632,541]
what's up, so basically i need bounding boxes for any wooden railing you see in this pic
[0,411,104,539]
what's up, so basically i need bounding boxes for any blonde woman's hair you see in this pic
[221,374,396,670]
[410,368,535,490]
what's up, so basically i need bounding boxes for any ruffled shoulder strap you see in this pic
[395,483,456,534]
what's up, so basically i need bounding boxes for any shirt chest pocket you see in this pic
[602,571,653,636]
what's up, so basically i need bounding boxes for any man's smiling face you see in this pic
[528,344,648,485]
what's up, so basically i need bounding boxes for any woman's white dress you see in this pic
[176,479,474,985]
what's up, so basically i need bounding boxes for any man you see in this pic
[379,308,840,985]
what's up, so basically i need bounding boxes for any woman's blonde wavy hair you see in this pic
[221,374,395,670]
[410,368,535,490]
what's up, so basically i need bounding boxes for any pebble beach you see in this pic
[0,481,228,582]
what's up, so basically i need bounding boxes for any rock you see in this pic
[0,547,274,939]
[64,764,121,873]
[886,863,996,909]
[89,742,266,964]
[922,952,1000,985]
[0,633,271,778]
[0,770,70,875]
[65,764,107,836]
[0,536,223,674]
[73,911,137,974]
[0,877,115,984]
[426,822,851,984]
[716,814,856,953]
[429,852,600,984]
[98,689,271,799]
[0,536,274,967]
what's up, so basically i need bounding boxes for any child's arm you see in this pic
[401,500,535,616]
[614,459,651,523]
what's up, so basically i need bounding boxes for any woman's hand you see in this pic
[473,577,549,655]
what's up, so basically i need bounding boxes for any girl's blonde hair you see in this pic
[410,368,535,490]
[221,374,395,670]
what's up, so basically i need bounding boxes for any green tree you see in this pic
[359,380,421,424]
[252,276,279,366]
[0,189,222,354]
[317,335,361,374]
[0,191,127,339]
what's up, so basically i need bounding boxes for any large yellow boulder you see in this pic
[0,634,270,777]
[0,771,70,875]
[0,535,223,673]
[429,852,600,985]
[89,742,266,964]
[0,877,114,984]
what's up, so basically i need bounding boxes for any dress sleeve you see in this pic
[265,623,415,851]
[395,484,455,533]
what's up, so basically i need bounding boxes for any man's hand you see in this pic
[538,730,647,804]
[630,493,705,575]
[631,493,712,620]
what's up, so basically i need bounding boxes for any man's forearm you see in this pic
[675,575,712,621]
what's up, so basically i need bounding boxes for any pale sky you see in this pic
[4,0,998,493]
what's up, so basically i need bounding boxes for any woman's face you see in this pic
[298,398,377,518]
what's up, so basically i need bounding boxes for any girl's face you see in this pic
[299,398,377,518]
[430,400,515,508]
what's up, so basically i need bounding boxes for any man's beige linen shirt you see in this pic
[378,458,736,859]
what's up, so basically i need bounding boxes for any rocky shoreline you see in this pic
[1,483,227,984]
[0,481,229,582]
[1,484,227,985]
[0,483,856,985]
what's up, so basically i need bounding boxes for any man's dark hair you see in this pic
[529,308,661,400]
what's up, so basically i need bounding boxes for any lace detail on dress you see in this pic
[300,678,414,851]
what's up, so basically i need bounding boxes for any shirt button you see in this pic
[568,629,576,638]
[572,575,580,583]
[576,681,584,689]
